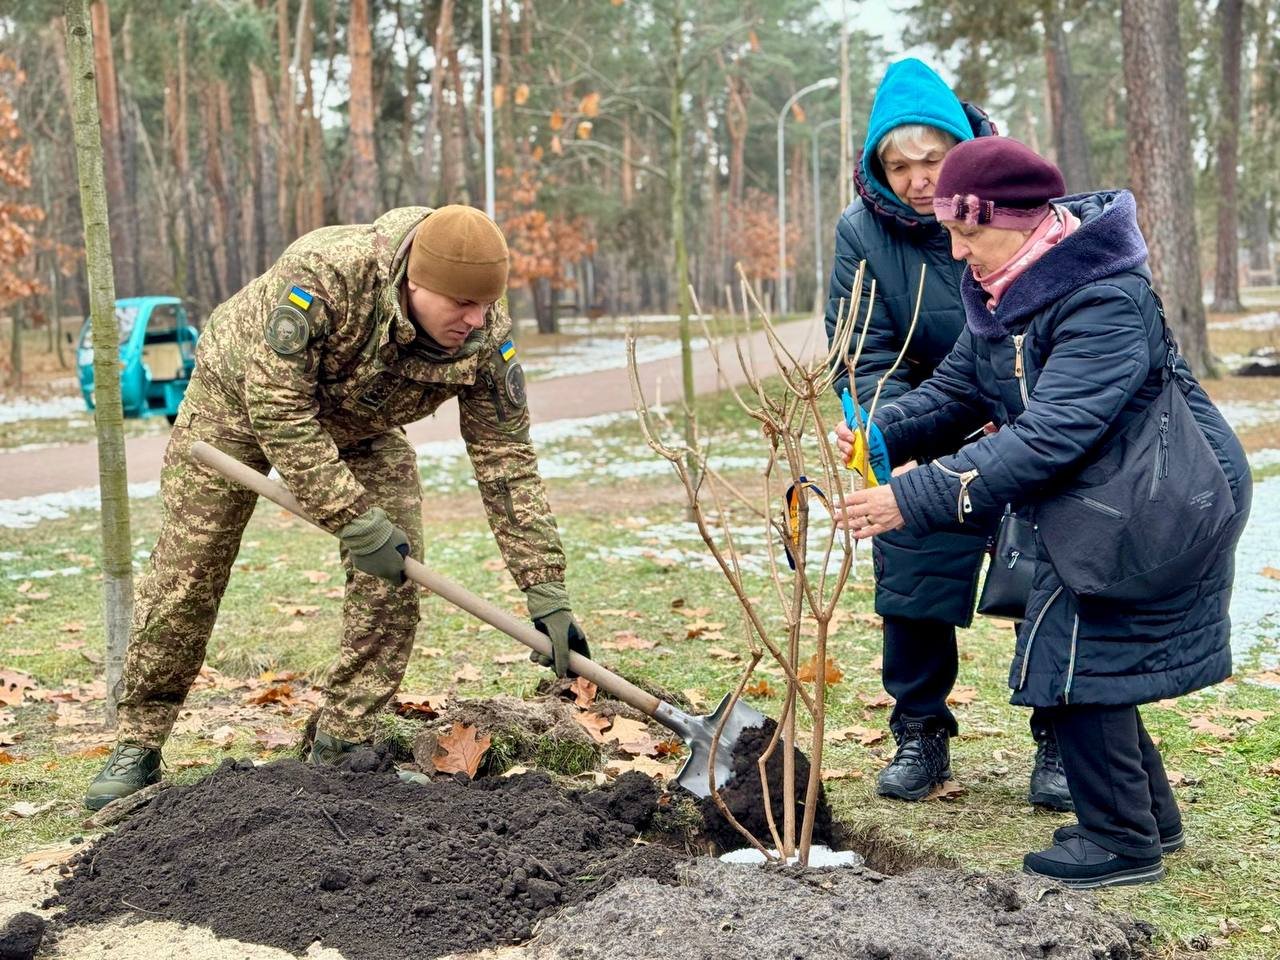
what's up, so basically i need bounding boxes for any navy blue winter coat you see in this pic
[881,191,1252,708]
[825,101,996,627]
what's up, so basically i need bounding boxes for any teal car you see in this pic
[77,296,200,423]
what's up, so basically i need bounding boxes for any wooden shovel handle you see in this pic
[189,440,663,718]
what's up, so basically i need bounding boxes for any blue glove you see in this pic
[841,389,890,486]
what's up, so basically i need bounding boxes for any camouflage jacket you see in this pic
[179,207,564,589]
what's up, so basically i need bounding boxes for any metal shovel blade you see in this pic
[658,693,768,799]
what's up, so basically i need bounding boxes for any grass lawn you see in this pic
[2,320,1279,959]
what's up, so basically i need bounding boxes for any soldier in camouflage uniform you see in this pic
[85,205,589,810]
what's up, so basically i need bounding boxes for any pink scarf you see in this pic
[974,206,1080,310]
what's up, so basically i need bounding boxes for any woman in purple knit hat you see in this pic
[835,137,1251,888]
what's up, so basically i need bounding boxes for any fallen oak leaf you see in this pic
[858,691,895,709]
[71,744,112,759]
[820,768,864,781]
[797,655,844,685]
[452,663,483,683]
[603,755,675,780]
[744,679,777,698]
[61,621,86,633]
[18,845,78,874]
[682,688,707,711]
[602,631,657,651]
[706,647,740,661]
[926,779,966,801]
[254,728,295,751]
[569,677,598,708]
[946,686,978,706]
[574,710,611,743]
[604,716,652,745]
[5,799,58,818]
[0,669,39,707]
[1220,708,1272,723]
[432,722,492,777]
[208,725,237,748]
[246,683,298,707]
[0,749,17,764]
[1188,716,1233,739]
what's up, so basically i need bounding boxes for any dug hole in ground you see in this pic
[0,684,1152,960]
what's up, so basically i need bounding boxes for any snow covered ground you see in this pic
[1208,310,1280,331]
[0,394,86,424]
[520,335,708,381]
[0,481,159,531]
[1230,475,1280,665]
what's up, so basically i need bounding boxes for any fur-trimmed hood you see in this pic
[960,190,1150,339]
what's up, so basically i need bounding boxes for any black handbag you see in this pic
[1036,334,1234,602]
[977,506,1037,620]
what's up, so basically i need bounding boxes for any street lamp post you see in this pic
[812,117,840,315]
[776,76,837,316]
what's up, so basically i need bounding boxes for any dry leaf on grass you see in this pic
[492,652,527,665]
[574,710,611,743]
[820,768,864,781]
[302,570,330,584]
[208,725,237,748]
[825,725,885,747]
[707,646,740,661]
[682,688,707,711]
[686,620,726,639]
[858,691,895,709]
[432,722,492,777]
[603,756,675,780]
[927,780,966,801]
[604,716,652,746]
[797,655,844,685]
[0,749,17,764]
[72,744,112,759]
[452,663,483,683]
[19,845,78,874]
[744,679,777,698]
[1260,758,1280,777]
[602,631,656,651]
[1260,566,1280,581]
[654,739,684,757]
[569,677,597,708]
[246,683,300,707]
[673,605,712,619]
[5,799,58,818]
[1188,716,1234,739]
[946,686,978,706]
[1221,708,1272,723]
[597,608,643,620]
[16,580,32,594]
[1165,770,1201,788]
[61,621,86,633]
[254,728,295,751]
[0,668,38,707]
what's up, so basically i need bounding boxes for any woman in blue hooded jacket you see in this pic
[825,59,1069,809]
[837,137,1251,888]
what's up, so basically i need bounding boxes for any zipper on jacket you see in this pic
[1063,614,1081,704]
[936,463,980,523]
[1063,492,1124,520]
[1149,411,1170,500]
[1012,334,1030,409]
[1018,586,1063,690]
[491,478,517,524]
[486,372,508,424]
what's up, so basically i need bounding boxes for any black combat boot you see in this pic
[1053,821,1185,855]
[877,717,952,801]
[1028,726,1074,811]
[1023,834,1164,888]
[84,742,162,811]
[308,729,361,765]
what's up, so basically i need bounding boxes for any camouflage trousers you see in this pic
[117,416,425,748]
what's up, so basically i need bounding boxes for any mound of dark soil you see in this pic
[53,752,682,960]
[698,719,834,852]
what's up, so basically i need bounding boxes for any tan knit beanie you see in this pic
[408,205,510,302]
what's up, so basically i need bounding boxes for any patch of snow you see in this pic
[1209,310,1280,331]
[0,394,85,424]
[521,336,708,381]
[1230,476,1280,666]
[1217,399,1280,431]
[0,481,160,530]
[1249,448,1280,470]
[720,845,865,868]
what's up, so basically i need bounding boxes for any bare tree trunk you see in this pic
[65,0,134,726]
[88,1,137,297]
[249,64,282,271]
[1121,0,1212,375]
[347,0,378,223]
[1244,0,1274,283]
[1042,2,1094,192]
[276,0,294,239]
[1211,0,1246,311]
[8,309,21,388]
[432,0,460,203]
[669,1,697,496]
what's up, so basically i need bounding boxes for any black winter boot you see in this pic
[1029,726,1074,811]
[1023,834,1164,888]
[877,717,952,801]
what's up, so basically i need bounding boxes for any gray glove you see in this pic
[339,507,409,585]
[525,581,591,678]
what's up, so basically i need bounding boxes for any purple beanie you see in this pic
[933,137,1065,229]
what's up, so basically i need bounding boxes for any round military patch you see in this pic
[503,361,527,407]
[265,304,310,355]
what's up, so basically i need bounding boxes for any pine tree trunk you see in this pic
[347,0,377,223]
[1120,0,1213,375]
[1244,1,1275,283]
[249,64,282,272]
[276,0,294,239]
[1042,4,1094,192]
[88,1,137,298]
[432,0,459,204]
[1211,0,1245,311]
[65,0,134,726]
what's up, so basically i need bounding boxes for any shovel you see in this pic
[190,441,765,798]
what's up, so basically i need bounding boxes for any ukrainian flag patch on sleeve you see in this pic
[287,286,315,311]
[500,339,517,362]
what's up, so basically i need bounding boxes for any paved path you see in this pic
[0,320,820,499]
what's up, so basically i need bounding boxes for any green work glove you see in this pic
[525,581,591,678]
[338,507,410,585]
